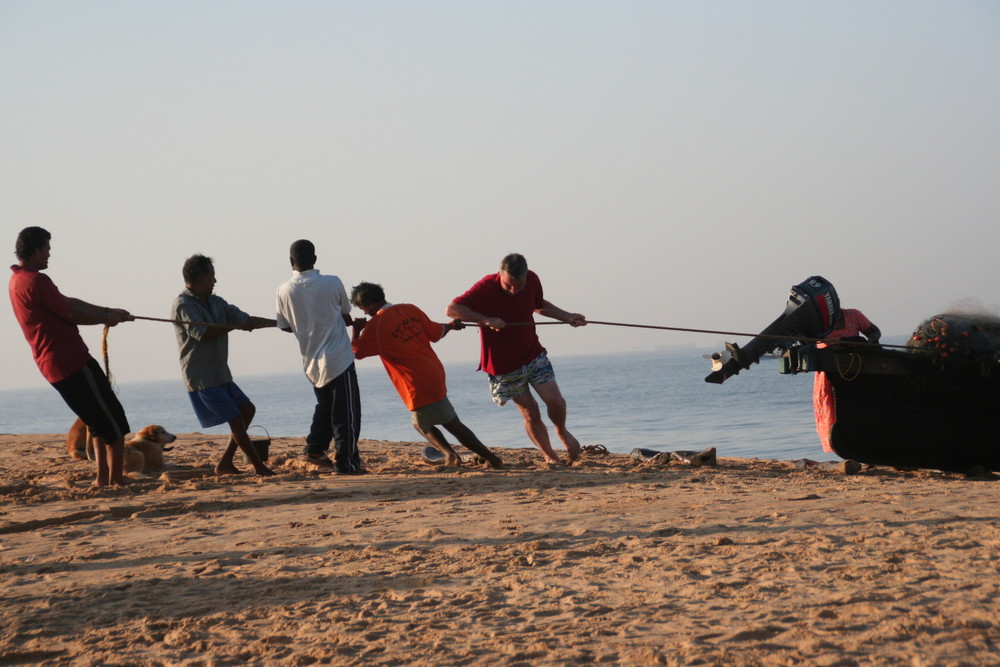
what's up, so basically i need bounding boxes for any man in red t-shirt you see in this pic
[446,253,586,465]
[8,227,134,486]
[350,282,502,469]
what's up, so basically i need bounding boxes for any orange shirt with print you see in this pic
[352,303,447,411]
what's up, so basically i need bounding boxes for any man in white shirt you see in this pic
[275,239,363,473]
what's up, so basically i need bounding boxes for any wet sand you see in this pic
[1,433,999,665]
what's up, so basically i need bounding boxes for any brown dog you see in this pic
[66,418,177,474]
[66,417,92,460]
[124,424,177,474]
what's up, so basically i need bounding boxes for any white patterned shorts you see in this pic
[488,352,556,406]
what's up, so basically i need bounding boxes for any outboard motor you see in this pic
[705,276,841,384]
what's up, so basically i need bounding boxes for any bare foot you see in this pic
[254,464,276,477]
[92,478,131,488]
[445,455,463,466]
[566,442,582,463]
[215,461,241,475]
[483,457,504,470]
[543,455,564,466]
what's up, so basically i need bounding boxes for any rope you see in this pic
[98,316,251,388]
[100,314,987,372]
[133,315,240,328]
[101,326,114,387]
[462,318,909,351]
[128,312,883,351]
[834,353,863,381]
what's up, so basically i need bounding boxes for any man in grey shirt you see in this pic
[172,253,275,477]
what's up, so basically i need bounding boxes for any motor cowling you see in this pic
[705,276,841,384]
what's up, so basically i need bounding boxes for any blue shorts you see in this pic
[487,352,556,407]
[187,383,250,428]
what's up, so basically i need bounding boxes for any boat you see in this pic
[782,342,1000,472]
[704,277,1000,473]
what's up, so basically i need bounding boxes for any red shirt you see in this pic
[824,309,873,343]
[451,271,546,375]
[9,265,91,383]
[352,303,448,410]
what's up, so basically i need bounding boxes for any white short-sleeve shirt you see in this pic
[275,269,354,388]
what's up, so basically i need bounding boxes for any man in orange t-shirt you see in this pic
[350,282,502,469]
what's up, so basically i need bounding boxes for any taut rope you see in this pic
[97,314,973,383]
[99,316,246,387]
[133,315,241,328]
[462,319,910,351]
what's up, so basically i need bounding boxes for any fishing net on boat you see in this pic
[907,314,1000,358]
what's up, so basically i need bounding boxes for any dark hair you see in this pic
[182,254,214,284]
[500,253,528,278]
[350,281,386,309]
[15,227,51,261]
[289,239,316,269]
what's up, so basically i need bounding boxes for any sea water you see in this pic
[0,349,825,461]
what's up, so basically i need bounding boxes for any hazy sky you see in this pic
[2,1,999,393]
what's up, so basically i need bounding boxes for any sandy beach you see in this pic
[1,433,999,666]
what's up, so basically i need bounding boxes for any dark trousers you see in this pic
[306,363,362,473]
[52,358,130,444]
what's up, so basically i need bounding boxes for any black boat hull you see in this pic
[820,349,1000,472]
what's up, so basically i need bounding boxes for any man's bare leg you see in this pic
[511,391,562,464]
[442,418,503,469]
[217,436,241,475]
[418,424,463,466]
[92,435,109,486]
[106,438,125,485]
[220,402,274,476]
[533,381,581,462]
[92,435,126,486]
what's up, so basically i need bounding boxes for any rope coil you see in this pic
[834,352,863,381]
